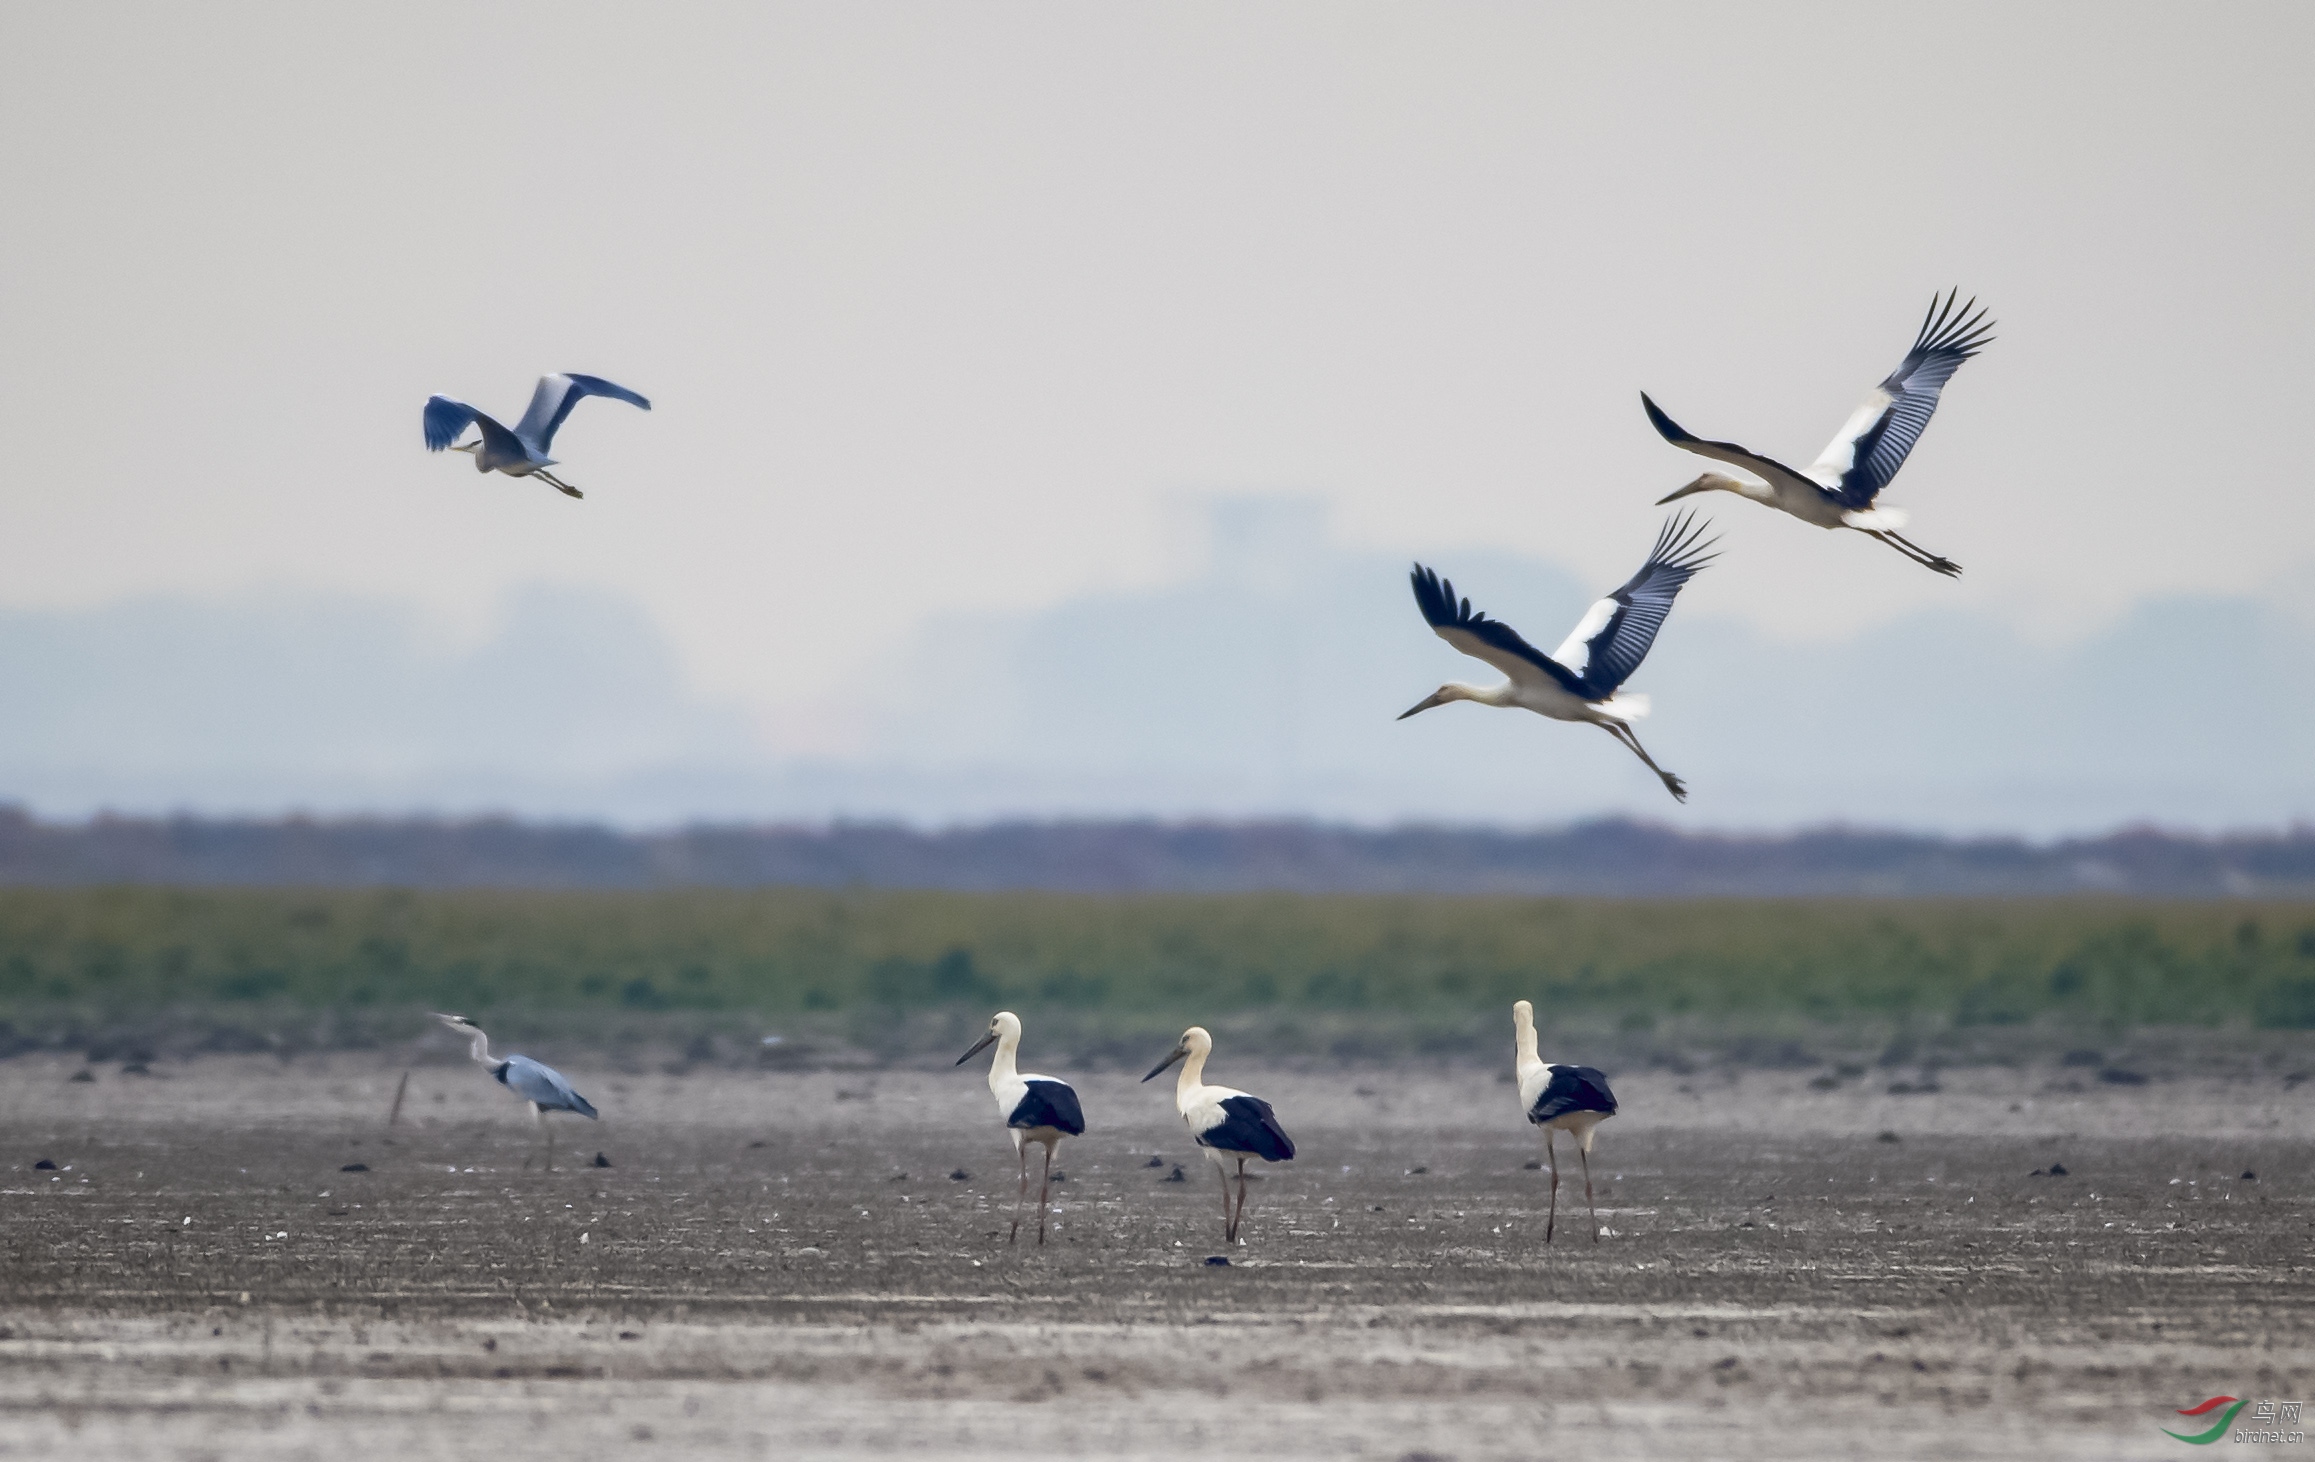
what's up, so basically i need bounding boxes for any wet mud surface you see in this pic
[1,1054,2310,1459]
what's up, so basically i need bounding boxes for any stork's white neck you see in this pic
[1513,1012,1544,1083]
[1448,682,1520,709]
[1175,1044,1209,1110]
[986,1028,1020,1091]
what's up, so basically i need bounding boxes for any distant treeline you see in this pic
[0,808,2311,896]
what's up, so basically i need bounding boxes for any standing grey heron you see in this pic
[1644,291,1994,576]
[1401,513,1717,803]
[1144,1026,1295,1246]
[434,1014,598,1170]
[422,373,651,498]
[955,1011,1086,1247]
[1512,1000,1617,1244]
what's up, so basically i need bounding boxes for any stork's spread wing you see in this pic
[1408,564,1585,696]
[1549,513,1716,697]
[514,373,652,454]
[1807,291,1993,507]
[1641,393,1822,495]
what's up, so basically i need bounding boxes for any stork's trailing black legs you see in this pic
[1543,1129,1560,1245]
[1035,1144,1054,1247]
[1887,530,1960,577]
[1865,529,1959,578]
[1602,721,1687,803]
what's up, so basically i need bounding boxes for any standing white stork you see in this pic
[1644,291,1994,576]
[1401,514,1716,802]
[1143,1027,1295,1246]
[1512,1000,1617,1244]
[434,1013,598,1170]
[422,372,651,498]
[955,1011,1086,1247]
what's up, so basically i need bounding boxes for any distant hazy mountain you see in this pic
[0,810,2308,897]
[0,499,2307,834]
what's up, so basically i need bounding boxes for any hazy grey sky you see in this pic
[3,5,2311,808]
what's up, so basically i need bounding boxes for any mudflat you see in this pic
[1,1053,2308,1460]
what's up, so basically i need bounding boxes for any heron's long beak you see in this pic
[955,1031,998,1066]
[1142,1046,1187,1083]
[1397,691,1448,721]
[1655,478,1713,506]
[450,441,478,454]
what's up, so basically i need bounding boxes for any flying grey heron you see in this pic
[1144,1026,1295,1246]
[422,373,650,498]
[1644,291,1995,576]
[1401,513,1717,803]
[1512,999,1618,1244]
[955,1011,1086,1247]
[434,1013,598,1169]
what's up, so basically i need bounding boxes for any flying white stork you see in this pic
[1644,291,1994,576]
[955,1011,1086,1247]
[1401,513,1716,802]
[1512,1000,1617,1244]
[1144,1026,1295,1246]
[422,372,651,498]
[434,1013,599,1170]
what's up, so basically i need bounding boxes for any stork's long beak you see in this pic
[1397,691,1448,721]
[1655,477,1713,506]
[1142,1047,1187,1083]
[955,1031,997,1066]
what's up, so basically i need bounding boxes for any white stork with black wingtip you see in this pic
[1144,1027,1295,1246]
[1401,513,1717,802]
[1512,1000,1617,1244]
[422,372,651,499]
[433,1013,599,1170]
[1644,291,1994,576]
[956,1011,1086,1246]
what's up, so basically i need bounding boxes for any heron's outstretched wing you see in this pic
[496,1055,599,1118]
[514,373,651,454]
[1807,291,1994,507]
[423,396,482,451]
[1641,393,1823,495]
[1550,513,1716,697]
[1408,564,1586,696]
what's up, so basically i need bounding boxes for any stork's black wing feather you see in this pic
[1528,1064,1617,1124]
[1010,1078,1086,1136]
[1818,290,1995,508]
[1408,564,1586,695]
[1573,513,1717,697]
[1199,1095,1296,1162]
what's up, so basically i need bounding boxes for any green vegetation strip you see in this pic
[1,888,2313,1031]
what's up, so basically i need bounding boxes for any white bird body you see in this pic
[1512,1000,1617,1244]
[957,1011,1084,1246]
[1403,514,1714,801]
[422,372,650,499]
[1647,292,1993,576]
[1144,1026,1295,1245]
